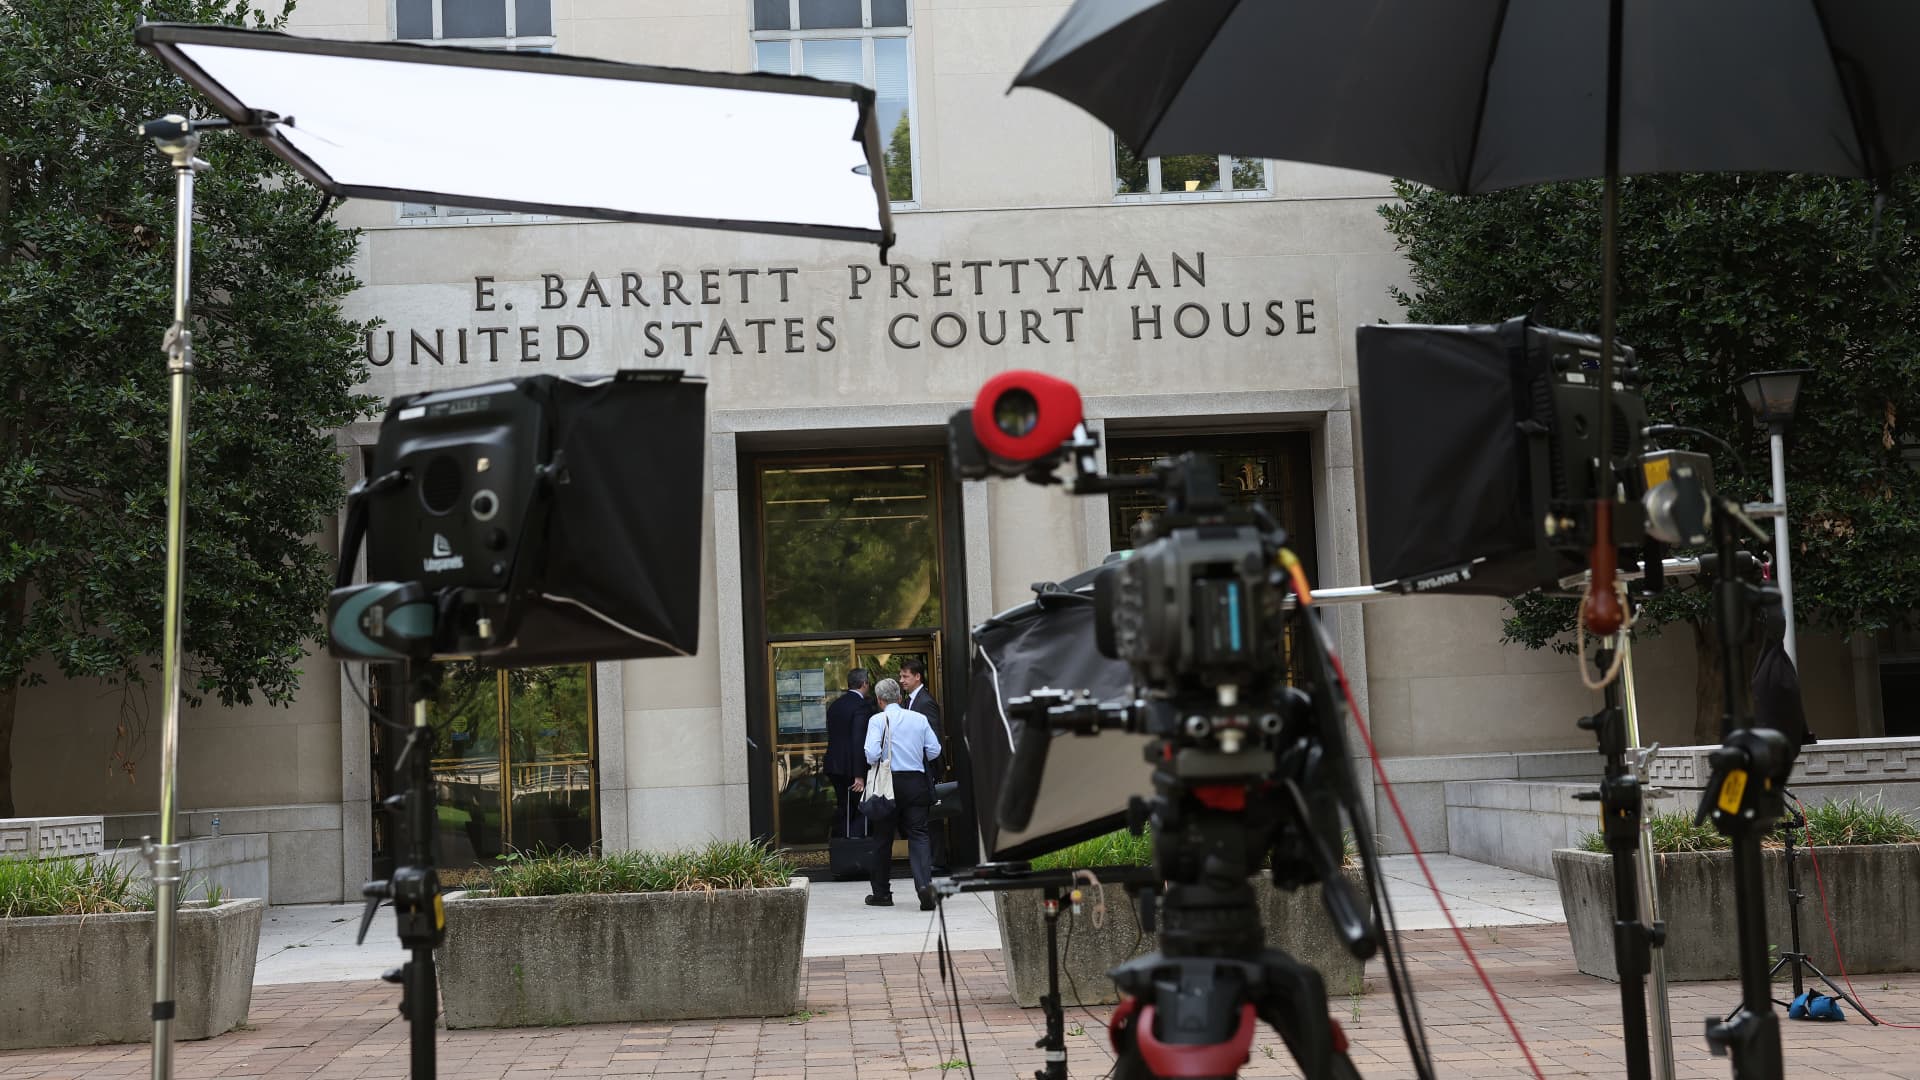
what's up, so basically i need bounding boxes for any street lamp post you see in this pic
[1736,369,1812,666]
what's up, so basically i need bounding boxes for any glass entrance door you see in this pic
[767,635,940,850]
[757,453,952,854]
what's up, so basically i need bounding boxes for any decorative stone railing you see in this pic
[0,816,106,860]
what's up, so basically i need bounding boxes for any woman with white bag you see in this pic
[860,677,942,909]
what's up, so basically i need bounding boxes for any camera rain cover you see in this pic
[967,564,1150,862]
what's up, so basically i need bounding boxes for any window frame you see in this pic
[750,0,919,209]
[391,0,557,223]
[1112,135,1274,203]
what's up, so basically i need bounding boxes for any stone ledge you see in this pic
[0,816,105,860]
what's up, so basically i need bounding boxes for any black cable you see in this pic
[1644,423,1748,475]
[1348,790,1437,1080]
[935,898,977,1079]
[344,662,411,734]
[912,907,954,1066]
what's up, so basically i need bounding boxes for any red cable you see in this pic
[1794,798,1920,1029]
[1325,644,1548,1080]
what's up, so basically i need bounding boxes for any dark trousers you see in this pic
[870,770,933,897]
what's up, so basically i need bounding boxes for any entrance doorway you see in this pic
[744,451,974,861]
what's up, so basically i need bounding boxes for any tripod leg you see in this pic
[1800,960,1880,1026]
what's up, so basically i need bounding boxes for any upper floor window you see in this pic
[1114,139,1271,201]
[394,0,556,221]
[752,0,916,205]
[396,0,554,49]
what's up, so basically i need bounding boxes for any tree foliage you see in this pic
[1379,174,1920,729]
[0,0,375,813]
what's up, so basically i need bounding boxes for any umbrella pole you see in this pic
[1586,0,1625,638]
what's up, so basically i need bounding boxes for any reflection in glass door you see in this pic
[428,663,596,868]
[771,641,853,850]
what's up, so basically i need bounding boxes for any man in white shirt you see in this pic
[863,677,942,909]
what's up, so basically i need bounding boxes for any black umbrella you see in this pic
[1014,0,1920,633]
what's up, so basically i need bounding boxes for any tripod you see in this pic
[355,658,447,1079]
[932,864,1161,1080]
[1723,802,1875,1024]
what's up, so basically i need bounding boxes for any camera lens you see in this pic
[992,388,1040,438]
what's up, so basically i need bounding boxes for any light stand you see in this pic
[1574,638,1658,1080]
[137,113,215,1080]
[1698,504,1794,1080]
[1726,797,1876,1025]
[1737,369,1811,666]
[354,658,447,1078]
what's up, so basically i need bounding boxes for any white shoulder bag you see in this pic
[860,710,896,819]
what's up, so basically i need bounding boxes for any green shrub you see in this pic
[1579,798,1920,854]
[0,857,146,917]
[486,840,795,897]
[1027,829,1155,871]
[1800,797,1920,846]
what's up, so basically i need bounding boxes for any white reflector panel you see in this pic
[138,23,893,248]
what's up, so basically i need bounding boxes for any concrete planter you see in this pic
[438,878,808,1027]
[996,871,1372,1008]
[0,897,263,1050]
[1553,845,1920,982]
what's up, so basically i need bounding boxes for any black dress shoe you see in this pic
[918,887,936,911]
[865,894,894,907]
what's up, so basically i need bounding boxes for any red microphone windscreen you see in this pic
[971,371,1083,464]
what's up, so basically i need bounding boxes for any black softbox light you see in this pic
[967,564,1147,862]
[1356,318,1642,597]
[349,371,705,665]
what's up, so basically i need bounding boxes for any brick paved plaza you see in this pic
[4,925,1916,1079]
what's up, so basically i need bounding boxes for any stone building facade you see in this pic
[10,0,1895,900]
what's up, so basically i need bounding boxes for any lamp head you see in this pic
[1737,368,1812,434]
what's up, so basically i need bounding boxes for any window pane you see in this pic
[872,0,909,26]
[801,37,864,85]
[505,666,594,855]
[1159,153,1220,194]
[798,0,863,29]
[515,0,552,37]
[1231,156,1266,191]
[430,663,504,868]
[443,0,507,38]
[875,37,912,202]
[1115,139,1149,194]
[760,462,942,635]
[396,0,433,38]
[755,40,792,75]
[753,0,791,30]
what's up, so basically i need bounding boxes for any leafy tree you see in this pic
[0,0,374,814]
[1380,174,1920,740]
[884,112,913,203]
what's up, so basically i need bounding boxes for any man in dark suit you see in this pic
[824,668,874,838]
[898,658,950,870]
